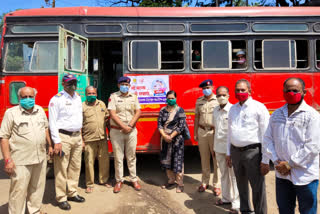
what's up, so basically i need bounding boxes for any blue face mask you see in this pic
[20,98,35,110]
[203,88,212,97]
[120,85,129,93]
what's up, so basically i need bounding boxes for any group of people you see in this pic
[0,73,319,214]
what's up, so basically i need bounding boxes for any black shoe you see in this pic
[67,195,85,203]
[58,201,71,210]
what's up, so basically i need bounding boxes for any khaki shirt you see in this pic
[0,105,48,166]
[82,99,108,142]
[107,91,141,126]
[195,95,219,127]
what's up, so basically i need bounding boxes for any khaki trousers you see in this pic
[9,160,47,214]
[216,152,240,209]
[84,139,110,187]
[110,128,137,183]
[54,132,82,202]
[198,128,220,187]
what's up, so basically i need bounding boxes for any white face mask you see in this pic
[217,96,229,105]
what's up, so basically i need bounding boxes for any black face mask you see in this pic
[65,83,77,92]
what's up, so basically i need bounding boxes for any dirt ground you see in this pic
[0,149,319,214]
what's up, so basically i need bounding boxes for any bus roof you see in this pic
[5,6,320,18]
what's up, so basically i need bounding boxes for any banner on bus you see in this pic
[128,75,169,104]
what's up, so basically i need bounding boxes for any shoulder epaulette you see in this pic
[55,93,62,97]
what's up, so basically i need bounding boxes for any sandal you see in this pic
[213,187,221,196]
[198,184,209,192]
[176,185,184,193]
[215,199,231,206]
[161,182,176,189]
[85,187,93,193]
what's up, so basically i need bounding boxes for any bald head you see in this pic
[283,77,305,90]
[18,87,37,99]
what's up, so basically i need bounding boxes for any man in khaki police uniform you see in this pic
[194,79,221,195]
[49,74,85,210]
[108,76,141,193]
[0,86,53,214]
[82,86,110,193]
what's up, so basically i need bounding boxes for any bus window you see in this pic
[30,41,58,72]
[9,82,26,105]
[192,40,246,70]
[129,40,184,71]
[4,41,34,72]
[66,37,86,72]
[255,39,308,70]
[316,40,320,69]
[161,41,184,70]
[130,40,160,71]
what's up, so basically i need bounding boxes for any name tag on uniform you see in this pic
[117,100,123,103]
[66,102,72,106]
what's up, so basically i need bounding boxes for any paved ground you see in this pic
[0,149,319,214]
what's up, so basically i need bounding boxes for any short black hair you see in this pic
[283,77,305,90]
[216,86,229,94]
[235,79,251,92]
[166,90,177,98]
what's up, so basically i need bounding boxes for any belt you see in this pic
[231,143,261,152]
[59,129,80,136]
[110,125,122,130]
[199,124,213,131]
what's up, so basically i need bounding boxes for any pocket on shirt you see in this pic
[17,122,31,134]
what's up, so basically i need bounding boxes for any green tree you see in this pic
[0,12,6,38]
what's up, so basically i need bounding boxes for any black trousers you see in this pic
[231,145,267,214]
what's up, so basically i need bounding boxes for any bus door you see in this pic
[58,27,88,101]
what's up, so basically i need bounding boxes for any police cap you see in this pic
[118,76,131,84]
[62,74,77,83]
[199,79,213,88]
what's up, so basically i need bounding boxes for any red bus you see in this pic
[1,7,320,153]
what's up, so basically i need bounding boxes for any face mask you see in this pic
[238,58,246,65]
[235,92,249,102]
[217,96,229,105]
[86,95,97,103]
[203,88,212,97]
[120,85,129,93]
[195,55,201,61]
[20,98,35,110]
[283,92,303,105]
[167,98,176,106]
[66,83,77,92]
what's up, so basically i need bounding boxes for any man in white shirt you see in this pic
[263,77,320,214]
[213,86,240,214]
[226,79,270,214]
[49,74,85,210]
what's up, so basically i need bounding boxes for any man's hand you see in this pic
[4,159,16,177]
[82,141,85,151]
[194,135,198,142]
[48,146,53,157]
[275,161,291,176]
[226,155,232,168]
[163,135,172,143]
[260,163,270,176]
[54,143,62,156]
[212,151,216,158]
[122,126,133,134]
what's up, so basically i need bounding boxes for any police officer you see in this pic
[194,79,221,195]
[108,76,141,193]
[49,74,85,210]
[82,86,110,193]
[0,86,52,214]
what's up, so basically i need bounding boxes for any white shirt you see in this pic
[49,90,83,144]
[227,97,270,164]
[213,102,232,154]
[263,101,320,185]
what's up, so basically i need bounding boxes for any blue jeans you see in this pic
[276,177,318,214]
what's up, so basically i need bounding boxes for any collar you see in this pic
[117,91,132,97]
[236,97,252,107]
[63,90,77,99]
[85,99,100,106]
[19,105,39,115]
[219,102,232,112]
[201,94,217,101]
[282,100,308,117]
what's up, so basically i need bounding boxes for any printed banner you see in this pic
[127,75,170,104]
